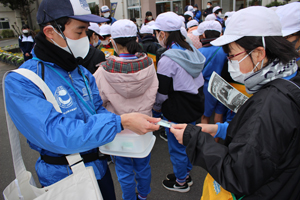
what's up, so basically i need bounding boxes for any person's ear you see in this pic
[253,46,266,63]
[220,32,223,36]
[202,33,206,39]
[43,26,55,39]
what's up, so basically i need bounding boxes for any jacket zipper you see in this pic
[68,72,87,122]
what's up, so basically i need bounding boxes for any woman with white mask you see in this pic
[170,6,300,200]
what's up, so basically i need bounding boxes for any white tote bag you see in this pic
[2,68,103,200]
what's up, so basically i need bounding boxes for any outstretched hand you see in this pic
[121,113,161,135]
[170,124,188,144]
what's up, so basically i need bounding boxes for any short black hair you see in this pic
[207,2,212,5]
[130,18,136,23]
[222,36,299,66]
[113,37,142,54]
[22,24,30,29]
[101,34,111,40]
[86,29,97,41]
[39,17,71,34]
[146,11,152,16]
[214,9,222,14]
[204,30,221,39]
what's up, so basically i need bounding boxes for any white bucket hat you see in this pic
[88,23,101,35]
[99,24,111,36]
[111,19,137,39]
[276,2,300,37]
[192,21,222,36]
[149,12,182,31]
[184,11,194,18]
[213,6,222,13]
[211,6,282,46]
[205,13,217,21]
[140,25,154,34]
[187,5,194,11]
[187,20,199,29]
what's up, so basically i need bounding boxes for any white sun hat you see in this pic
[192,20,222,36]
[224,11,235,18]
[211,6,282,46]
[99,24,111,36]
[149,12,182,31]
[187,20,199,29]
[213,6,222,13]
[188,5,194,11]
[111,19,137,39]
[184,11,194,18]
[205,13,217,21]
[275,2,300,37]
[140,25,153,34]
[88,23,101,35]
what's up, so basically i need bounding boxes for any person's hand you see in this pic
[121,113,161,135]
[170,124,187,144]
[196,123,218,137]
[25,53,30,57]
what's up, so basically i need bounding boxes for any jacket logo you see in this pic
[55,86,73,108]
[213,180,221,195]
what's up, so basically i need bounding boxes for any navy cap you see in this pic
[37,0,109,24]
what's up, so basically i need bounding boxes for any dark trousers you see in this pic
[97,167,116,200]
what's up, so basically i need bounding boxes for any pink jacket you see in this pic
[187,26,202,49]
[94,54,158,119]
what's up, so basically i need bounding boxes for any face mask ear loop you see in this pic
[260,36,266,70]
[43,10,76,60]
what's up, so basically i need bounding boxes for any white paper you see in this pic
[208,72,249,113]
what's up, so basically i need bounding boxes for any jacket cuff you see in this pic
[115,115,123,133]
[183,124,196,146]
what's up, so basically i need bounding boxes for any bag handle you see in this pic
[2,69,83,178]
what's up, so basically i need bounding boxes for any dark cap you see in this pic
[37,0,109,24]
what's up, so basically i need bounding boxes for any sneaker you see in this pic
[162,179,190,193]
[166,173,193,186]
[159,131,168,142]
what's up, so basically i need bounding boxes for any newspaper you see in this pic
[208,72,249,113]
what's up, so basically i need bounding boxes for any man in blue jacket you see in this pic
[4,0,159,199]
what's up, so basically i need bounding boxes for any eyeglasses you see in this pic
[227,51,246,62]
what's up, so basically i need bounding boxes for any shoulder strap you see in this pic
[2,69,62,178]
[204,47,221,68]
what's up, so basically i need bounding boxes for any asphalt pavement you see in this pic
[0,38,19,48]
[0,61,207,200]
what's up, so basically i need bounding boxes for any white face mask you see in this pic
[193,8,197,11]
[147,16,153,21]
[207,5,211,8]
[218,12,222,17]
[49,25,90,59]
[93,39,99,47]
[103,12,110,18]
[101,39,110,45]
[157,32,166,48]
[22,30,29,34]
[228,50,261,84]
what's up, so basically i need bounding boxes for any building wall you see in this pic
[0,3,22,36]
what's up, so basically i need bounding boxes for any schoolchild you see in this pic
[150,12,206,192]
[94,19,158,200]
